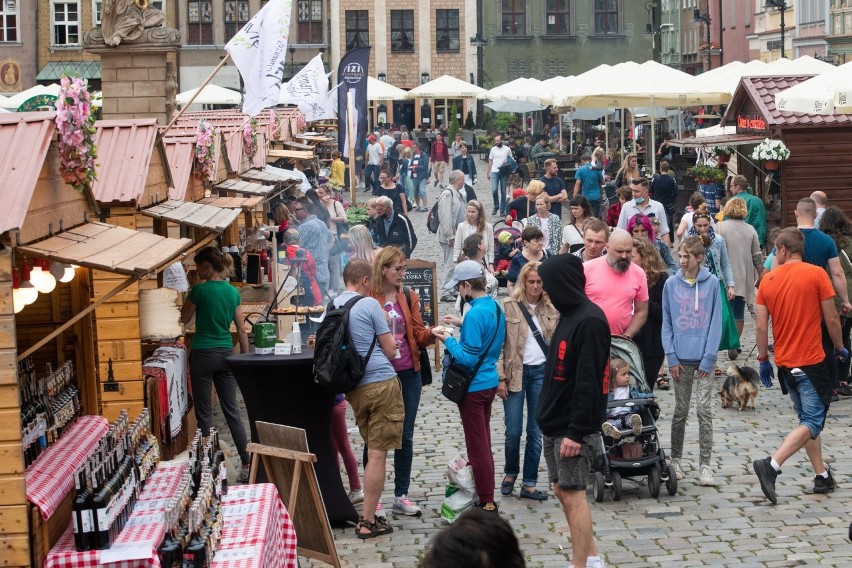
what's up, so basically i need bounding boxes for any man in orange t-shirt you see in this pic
[753,228,847,504]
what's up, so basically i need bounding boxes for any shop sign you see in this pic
[737,113,769,135]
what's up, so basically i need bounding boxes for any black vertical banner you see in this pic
[336,47,371,159]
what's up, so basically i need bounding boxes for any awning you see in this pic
[140,200,241,232]
[669,133,766,148]
[214,178,279,200]
[199,196,265,210]
[17,222,192,276]
[37,61,101,81]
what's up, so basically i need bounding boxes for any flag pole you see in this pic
[347,90,357,205]
[157,54,231,142]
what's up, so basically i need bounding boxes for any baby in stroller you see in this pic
[601,358,656,440]
[493,221,522,276]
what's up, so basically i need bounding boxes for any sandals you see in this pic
[656,376,670,390]
[356,516,393,539]
[500,475,517,496]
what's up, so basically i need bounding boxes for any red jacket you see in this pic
[430,140,449,163]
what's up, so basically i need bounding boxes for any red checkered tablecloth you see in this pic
[45,460,298,568]
[26,415,110,520]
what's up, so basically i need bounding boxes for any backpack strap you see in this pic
[339,294,379,365]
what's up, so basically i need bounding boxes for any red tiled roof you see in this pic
[91,118,158,204]
[0,112,57,235]
[724,75,852,127]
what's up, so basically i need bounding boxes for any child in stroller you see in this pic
[601,358,656,440]
[493,219,522,280]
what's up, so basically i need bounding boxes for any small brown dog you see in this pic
[719,364,759,411]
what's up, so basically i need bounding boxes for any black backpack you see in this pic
[387,143,399,162]
[314,295,378,393]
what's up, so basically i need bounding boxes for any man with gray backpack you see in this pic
[314,259,401,539]
[431,170,468,302]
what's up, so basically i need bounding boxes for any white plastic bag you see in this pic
[446,452,476,494]
[439,483,475,524]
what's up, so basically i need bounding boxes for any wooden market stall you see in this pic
[719,75,852,226]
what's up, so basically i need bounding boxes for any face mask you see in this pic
[634,196,645,205]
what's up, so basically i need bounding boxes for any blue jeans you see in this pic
[588,198,602,218]
[366,164,381,194]
[502,363,545,485]
[394,368,422,496]
[491,173,507,214]
[786,368,828,439]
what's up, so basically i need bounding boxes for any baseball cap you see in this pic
[368,135,377,142]
[444,260,486,290]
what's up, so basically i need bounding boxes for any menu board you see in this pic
[401,260,437,327]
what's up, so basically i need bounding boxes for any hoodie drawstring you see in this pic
[694,282,699,312]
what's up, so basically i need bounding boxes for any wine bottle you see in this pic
[183,506,209,568]
[72,469,92,551]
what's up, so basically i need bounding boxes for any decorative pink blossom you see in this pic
[194,120,217,183]
[242,118,259,160]
[54,76,97,193]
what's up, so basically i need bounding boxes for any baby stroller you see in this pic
[492,219,522,288]
[591,336,677,501]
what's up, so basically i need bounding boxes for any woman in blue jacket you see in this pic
[662,235,722,488]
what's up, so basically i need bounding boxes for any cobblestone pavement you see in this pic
[212,168,852,567]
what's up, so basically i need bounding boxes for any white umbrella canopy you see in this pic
[548,64,618,107]
[774,61,852,115]
[485,78,541,102]
[406,75,486,99]
[485,99,546,113]
[0,84,52,108]
[175,84,242,106]
[697,60,768,95]
[367,77,407,101]
[755,55,836,76]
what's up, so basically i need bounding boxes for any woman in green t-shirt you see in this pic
[181,247,251,482]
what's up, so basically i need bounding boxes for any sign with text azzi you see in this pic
[737,113,770,135]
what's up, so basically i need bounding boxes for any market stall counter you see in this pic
[226,350,359,525]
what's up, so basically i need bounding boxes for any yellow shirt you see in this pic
[330,159,345,186]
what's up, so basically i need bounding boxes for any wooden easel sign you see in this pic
[248,421,341,568]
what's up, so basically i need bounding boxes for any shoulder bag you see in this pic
[517,303,549,354]
[402,286,433,386]
[442,304,502,405]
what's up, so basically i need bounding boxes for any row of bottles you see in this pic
[158,429,227,567]
[19,358,82,468]
[72,409,159,551]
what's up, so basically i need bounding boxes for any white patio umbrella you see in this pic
[367,77,407,101]
[175,84,242,106]
[485,99,546,113]
[0,85,52,108]
[697,60,767,95]
[774,61,852,115]
[406,75,486,99]
[485,78,541,102]
[758,55,836,76]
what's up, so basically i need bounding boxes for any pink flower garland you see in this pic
[242,118,259,159]
[194,119,217,183]
[54,76,98,193]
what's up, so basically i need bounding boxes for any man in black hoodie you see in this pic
[536,253,610,568]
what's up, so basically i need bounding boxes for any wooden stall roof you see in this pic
[241,168,295,186]
[91,118,159,204]
[670,133,765,148]
[199,196,265,210]
[18,222,192,276]
[214,178,279,199]
[268,149,314,160]
[284,141,315,152]
[162,135,196,200]
[721,75,852,129]
[0,111,57,235]
[140,200,241,232]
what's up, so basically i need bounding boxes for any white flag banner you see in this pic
[279,54,327,105]
[297,84,339,122]
[225,0,293,117]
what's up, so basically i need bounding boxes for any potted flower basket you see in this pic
[709,145,734,164]
[751,138,790,171]
[688,164,726,185]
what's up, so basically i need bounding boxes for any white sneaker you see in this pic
[699,465,717,486]
[375,502,386,519]
[392,494,422,517]
[348,489,364,504]
[671,458,684,480]
[586,557,606,568]
[630,414,642,437]
[601,422,622,440]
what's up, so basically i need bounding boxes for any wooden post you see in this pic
[347,91,357,205]
[157,54,231,142]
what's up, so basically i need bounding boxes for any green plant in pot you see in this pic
[689,164,726,185]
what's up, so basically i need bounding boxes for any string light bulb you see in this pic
[12,270,25,314]
[29,258,56,294]
[19,261,38,305]
[49,261,76,283]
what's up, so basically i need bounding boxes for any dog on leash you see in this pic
[719,364,759,411]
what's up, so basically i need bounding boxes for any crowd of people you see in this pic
[235,127,852,566]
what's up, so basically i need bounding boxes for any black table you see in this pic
[227,349,358,525]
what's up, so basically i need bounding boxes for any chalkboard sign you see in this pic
[402,259,437,327]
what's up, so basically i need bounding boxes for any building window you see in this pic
[224,1,248,42]
[546,0,571,34]
[297,0,322,44]
[436,9,459,51]
[345,10,369,51]
[501,0,526,35]
[593,0,620,34]
[52,1,80,46]
[390,10,414,52]
[1,0,17,42]
[187,0,213,45]
[94,1,165,27]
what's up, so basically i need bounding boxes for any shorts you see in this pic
[785,368,828,439]
[431,161,447,178]
[543,434,596,491]
[346,377,404,451]
[730,295,745,322]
